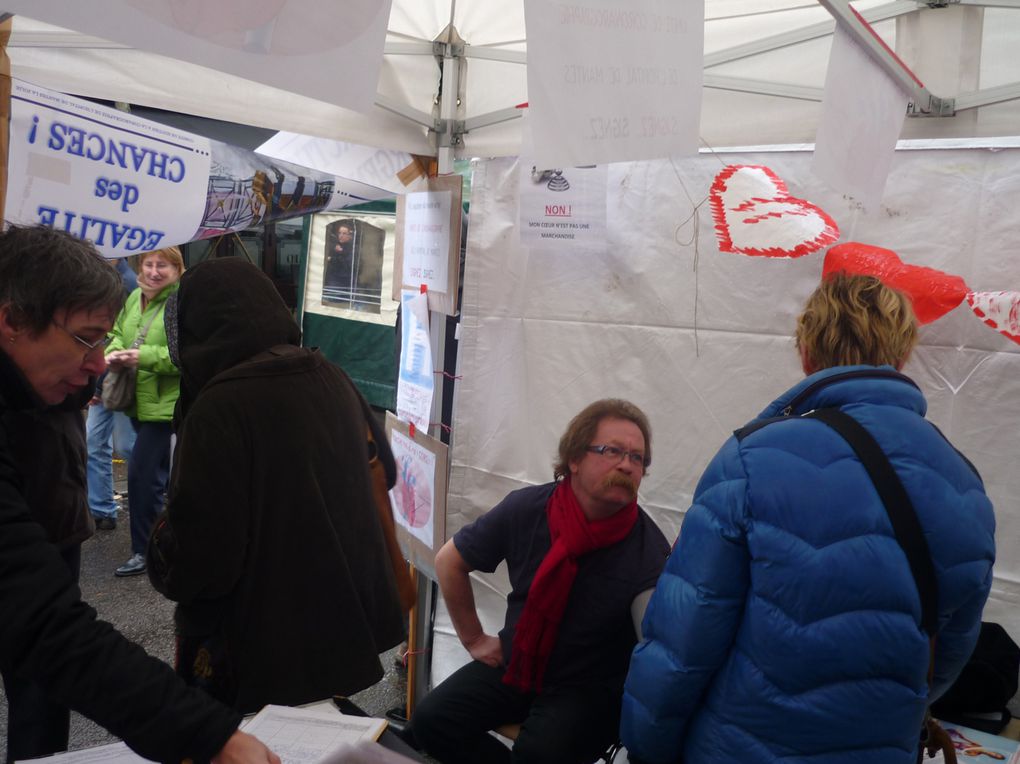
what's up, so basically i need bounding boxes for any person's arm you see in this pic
[435,539,502,667]
[930,566,994,701]
[620,437,750,764]
[0,434,248,762]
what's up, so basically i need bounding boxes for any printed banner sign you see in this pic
[6,78,393,257]
[8,79,211,255]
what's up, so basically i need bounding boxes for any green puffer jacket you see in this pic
[106,285,180,422]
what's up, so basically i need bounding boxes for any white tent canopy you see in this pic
[7,1,1020,165]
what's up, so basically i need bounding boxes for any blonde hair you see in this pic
[140,245,184,275]
[796,272,917,371]
[553,399,652,480]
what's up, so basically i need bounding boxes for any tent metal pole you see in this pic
[817,0,954,115]
[704,0,914,68]
[436,39,461,173]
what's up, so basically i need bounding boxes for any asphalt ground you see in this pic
[0,464,413,762]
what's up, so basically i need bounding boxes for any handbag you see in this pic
[367,424,417,612]
[100,366,137,411]
[101,307,160,412]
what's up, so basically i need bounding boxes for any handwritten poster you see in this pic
[393,174,463,315]
[519,163,608,248]
[402,191,451,292]
[396,290,434,431]
[524,0,704,168]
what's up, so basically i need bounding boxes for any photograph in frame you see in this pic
[305,211,399,326]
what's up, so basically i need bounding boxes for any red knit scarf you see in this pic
[503,476,638,692]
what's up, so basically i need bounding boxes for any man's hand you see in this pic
[211,730,281,764]
[464,633,502,668]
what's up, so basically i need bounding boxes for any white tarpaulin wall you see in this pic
[432,146,1020,684]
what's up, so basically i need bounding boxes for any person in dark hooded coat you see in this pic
[148,257,405,714]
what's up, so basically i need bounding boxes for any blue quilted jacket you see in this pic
[621,366,995,764]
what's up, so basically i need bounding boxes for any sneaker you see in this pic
[94,516,116,531]
[115,553,146,577]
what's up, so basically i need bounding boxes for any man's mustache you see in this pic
[603,474,638,498]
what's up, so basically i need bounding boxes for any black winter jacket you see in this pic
[0,347,242,763]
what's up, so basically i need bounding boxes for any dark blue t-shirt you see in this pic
[454,482,670,691]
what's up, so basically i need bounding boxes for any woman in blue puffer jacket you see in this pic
[621,273,995,764]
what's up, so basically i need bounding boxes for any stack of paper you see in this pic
[241,704,389,763]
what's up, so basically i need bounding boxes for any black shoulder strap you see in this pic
[803,408,938,637]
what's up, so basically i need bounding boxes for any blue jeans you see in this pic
[85,402,137,519]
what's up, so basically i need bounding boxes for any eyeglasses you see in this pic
[53,322,113,361]
[587,444,650,468]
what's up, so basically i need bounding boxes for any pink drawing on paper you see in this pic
[389,429,437,550]
[709,165,840,258]
[395,454,432,529]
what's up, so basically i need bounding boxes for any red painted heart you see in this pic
[709,165,840,258]
[967,291,1020,345]
[823,242,969,325]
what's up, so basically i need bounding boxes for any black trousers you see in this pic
[3,545,81,764]
[404,660,620,764]
[127,420,171,555]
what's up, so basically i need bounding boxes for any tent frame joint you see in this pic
[908,94,956,117]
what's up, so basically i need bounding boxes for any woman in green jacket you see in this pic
[105,246,183,577]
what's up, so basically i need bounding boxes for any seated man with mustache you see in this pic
[404,399,670,764]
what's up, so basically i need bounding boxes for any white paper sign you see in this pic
[518,164,608,248]
[811,24,910,211]
[7,79,211,256]
[6,1,392,112]
[524,0,704,168]
[402,190,452,293]
[396,290,434,431]
[389,428,438,550]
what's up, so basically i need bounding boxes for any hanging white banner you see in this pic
[811,24,910,211]
[5,0,392,112]
[524,0,704,168]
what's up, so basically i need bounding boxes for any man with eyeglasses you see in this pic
[404,399,670,764]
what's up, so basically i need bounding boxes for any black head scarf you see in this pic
[170,257,301,423]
